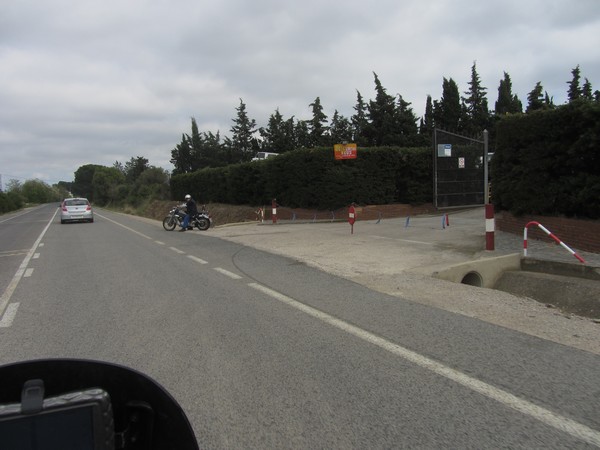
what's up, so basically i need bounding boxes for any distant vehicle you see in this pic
[60,198,94,224]
[251,152,278,162]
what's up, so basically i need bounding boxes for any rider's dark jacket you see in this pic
[186,199,198,216]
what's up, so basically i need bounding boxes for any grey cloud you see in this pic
[1,0,599,186]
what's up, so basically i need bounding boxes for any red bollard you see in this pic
[348,204,356,234]
[271,198,278,224]
[485,204,495,250]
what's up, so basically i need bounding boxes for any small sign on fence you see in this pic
[437,143,452,157]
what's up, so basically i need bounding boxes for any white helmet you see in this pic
[185,194,191,200]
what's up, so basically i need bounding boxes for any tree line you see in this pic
[0,156,171,214]
[2,62,596,215]
[70,157,170,206]
[170,63,599,174]
[0,179,69,213]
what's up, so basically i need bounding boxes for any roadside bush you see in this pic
[0,191,24,213]
[171,146,432,209]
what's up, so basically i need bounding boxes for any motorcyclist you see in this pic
[179,194,198,232]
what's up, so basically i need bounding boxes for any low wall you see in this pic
[268,203,436,222]
[496,211,600,253]
[432,253,521,288]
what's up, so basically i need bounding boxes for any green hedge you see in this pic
[0,191,24,214]
[492,100,600,219]
[171,146,432,210]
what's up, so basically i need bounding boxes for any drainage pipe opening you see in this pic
[461,271,483,287]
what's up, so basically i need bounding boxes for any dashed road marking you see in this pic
[0,210,56,323]
[214,267,242,279]
[188,255,208,264]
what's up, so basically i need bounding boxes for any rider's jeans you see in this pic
[181,214,190,228]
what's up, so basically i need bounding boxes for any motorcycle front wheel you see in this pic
[196,218,210,231]
[163,216,177,231]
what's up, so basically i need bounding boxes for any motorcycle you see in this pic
[0,358,199,449]
[162,204,211,232]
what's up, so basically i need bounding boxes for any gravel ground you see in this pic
[204,209,600,356]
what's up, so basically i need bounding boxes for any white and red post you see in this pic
[485,204,495,251]
[271,198,278,224]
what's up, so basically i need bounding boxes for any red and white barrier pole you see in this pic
[485,204,495,251]
[271,198,278,224]
[524,221,586,264]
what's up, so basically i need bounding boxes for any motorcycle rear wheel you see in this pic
[196,218,210,231]
[163,216,177,231]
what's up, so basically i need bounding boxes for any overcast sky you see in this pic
[1,0,599,187]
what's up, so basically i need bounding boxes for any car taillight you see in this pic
[61,204,67,211]
[86,205,91,211]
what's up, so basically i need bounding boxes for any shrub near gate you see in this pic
[492,100,600,219]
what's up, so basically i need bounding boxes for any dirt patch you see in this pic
[140,200,436,227]
[142,200,258,226]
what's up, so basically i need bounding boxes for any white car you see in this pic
[251,152,278,161]
[60,198,94,224]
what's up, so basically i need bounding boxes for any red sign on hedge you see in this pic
[334,143,357,160]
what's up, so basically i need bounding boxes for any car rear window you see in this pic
[64,199,88,206]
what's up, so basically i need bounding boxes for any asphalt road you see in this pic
[1,204,599,448]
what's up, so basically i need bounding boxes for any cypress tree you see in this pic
[308,97,329,147]
[567,65,582,101]
[495,72,522,115]
[462,62,490,135]
[434,77,461,131]
[230,99,258,162]
[351,90,369,146]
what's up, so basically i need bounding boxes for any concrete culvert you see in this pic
[461,271,483,287]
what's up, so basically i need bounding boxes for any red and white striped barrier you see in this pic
[524,221,585,264]
[485,204,495,251]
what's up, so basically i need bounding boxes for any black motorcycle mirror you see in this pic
[0,359,199,450]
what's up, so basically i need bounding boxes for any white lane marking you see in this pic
[169,247,185,254]
[248,282,600,447]
[0,205,44,224]
[155,240,165,245]
[38,243,44,247]
[372,235,434,246]
[33,253,40,259]
[24,268,34,277]
[95,213,152,240]
[214,267,242,279]
[0,209,57,319]
[0,303,20,328]
[187,255,208,264]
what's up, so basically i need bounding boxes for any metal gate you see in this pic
[433,128,489,208]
